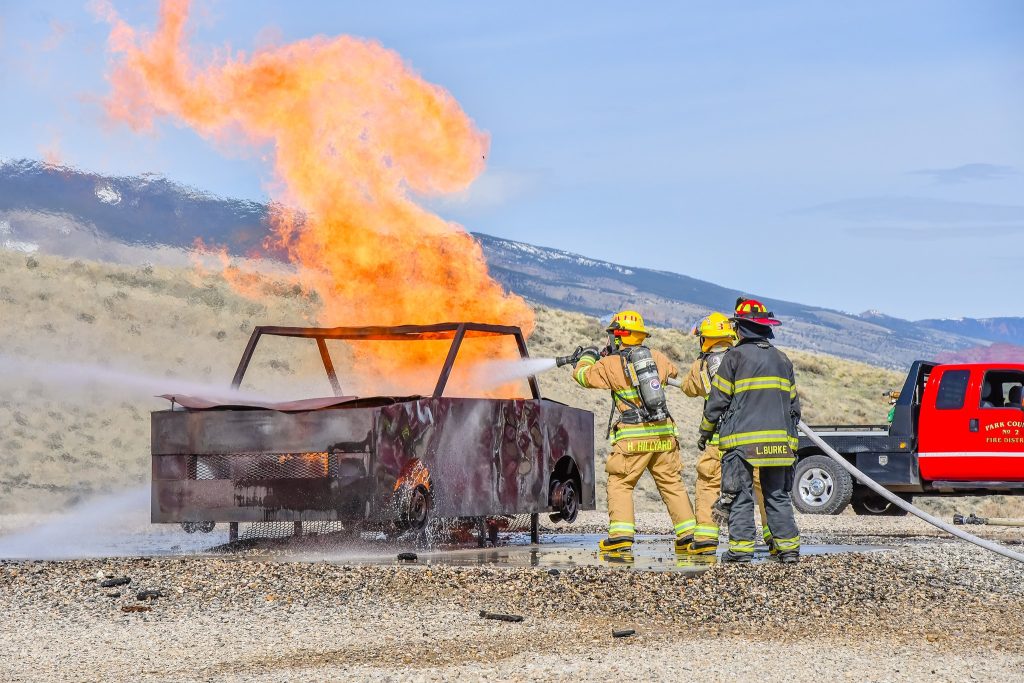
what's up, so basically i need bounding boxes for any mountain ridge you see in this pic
[1,158,1019,368]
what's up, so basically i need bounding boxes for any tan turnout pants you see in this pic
[694,443,770,542]
[606,438,696,540]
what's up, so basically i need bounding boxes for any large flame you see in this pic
[97,0,533,392]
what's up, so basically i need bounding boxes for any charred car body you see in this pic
[151,323,596,541]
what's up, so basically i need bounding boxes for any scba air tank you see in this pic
[625,346,669,422]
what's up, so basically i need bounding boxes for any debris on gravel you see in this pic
[99,576,130,588]
[0,513,1022,681]
[480,610,525,623]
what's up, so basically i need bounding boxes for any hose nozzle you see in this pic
[953,513,986,525]
[556,346,585,368]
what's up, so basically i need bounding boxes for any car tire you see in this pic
[851,489,911,516]
[791,454,854,515]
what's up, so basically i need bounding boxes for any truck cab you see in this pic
[918,363,1024,482]
[792,361,1024,515]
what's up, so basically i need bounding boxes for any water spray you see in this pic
[0,355,275,404]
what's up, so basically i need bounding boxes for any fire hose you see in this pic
[799,420,1024,564]
[660,377,1024,564]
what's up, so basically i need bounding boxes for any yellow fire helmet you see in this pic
[607,309,648,346]
[692,312,737,352]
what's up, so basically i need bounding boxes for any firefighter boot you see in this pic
[598,536,634,552]
[687,537,719,556]
[777,551,799,564]
[674,534,694,554]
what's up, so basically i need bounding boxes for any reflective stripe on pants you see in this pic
[720,449,799,558]
[694,443,769,540]
[606,439,695,538]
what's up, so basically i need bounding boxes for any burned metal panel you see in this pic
[152,407,377,523]
[151,397,596,524]
[151,479,365,522]
[540,400,596,508]
[152,408,375,455]
[152,454,371,522]
[373,397,595,518]
[372,398,531,518]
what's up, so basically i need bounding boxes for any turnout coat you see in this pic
[699,336,801,466]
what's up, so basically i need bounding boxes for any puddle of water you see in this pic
[0,515,888,572]
[267,533,890,574]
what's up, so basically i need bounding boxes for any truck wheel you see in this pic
[851,490,910,516]
[792,455,853,515]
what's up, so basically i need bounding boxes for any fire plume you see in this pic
[98,0,533,390]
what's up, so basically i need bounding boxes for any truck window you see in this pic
[935,369,970,410]
[980,370,1024,408]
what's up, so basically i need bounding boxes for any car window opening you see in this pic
[980,370,1024,409]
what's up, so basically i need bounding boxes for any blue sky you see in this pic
[1,1,1022,320]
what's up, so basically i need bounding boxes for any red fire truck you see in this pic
[792,361,1024,515]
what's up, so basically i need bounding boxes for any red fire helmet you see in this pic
[732,298,781,326]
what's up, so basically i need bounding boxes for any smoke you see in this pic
[96,0,534,386]
[0,355,274,404]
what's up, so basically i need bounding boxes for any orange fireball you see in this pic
[98,0,534,393]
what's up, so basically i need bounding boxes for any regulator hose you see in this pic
[798,420,1024,564]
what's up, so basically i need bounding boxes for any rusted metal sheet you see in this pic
[151,397,594,523]
[157,394,361,411]
[151,323,595,529]
[152,408,375,455]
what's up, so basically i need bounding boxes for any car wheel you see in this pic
[851,490,910,516]
[791,454,853,515]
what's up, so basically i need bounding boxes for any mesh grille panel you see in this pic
[237,515,536,541]
[240,521,350,540]
[194,452,331,480]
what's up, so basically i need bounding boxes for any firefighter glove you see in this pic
[697,433,710,451]
[579,347,601,364]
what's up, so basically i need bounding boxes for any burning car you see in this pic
[151,323,595,543]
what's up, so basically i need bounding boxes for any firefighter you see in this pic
[572,310,696,553]
[681,312,771,556]
[698,299,801,563]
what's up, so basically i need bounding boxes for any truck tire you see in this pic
[851,489,911,516]
[791,454,853,515]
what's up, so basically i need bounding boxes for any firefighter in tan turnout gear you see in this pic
[572,310,696,553]
[699,299,801,563]
[681,312,770,556]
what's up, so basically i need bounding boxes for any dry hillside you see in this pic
[0,248,1018,517]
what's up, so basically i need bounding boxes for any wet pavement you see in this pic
[249,533,889,574]
[0,511,888,571]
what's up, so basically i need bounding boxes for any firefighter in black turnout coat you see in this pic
[698,299,802,563]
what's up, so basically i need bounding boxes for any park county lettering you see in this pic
[983,420,1024,444]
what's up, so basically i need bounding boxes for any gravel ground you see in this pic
[1,513,1023,682]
